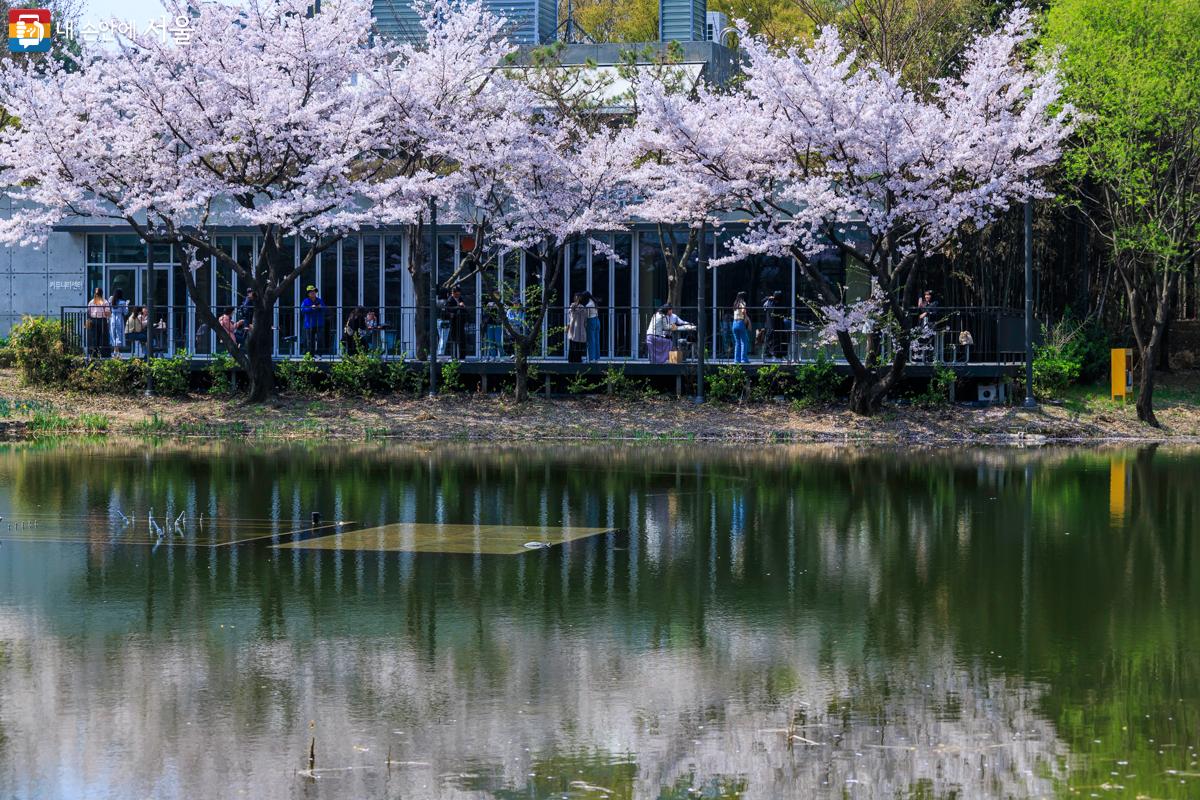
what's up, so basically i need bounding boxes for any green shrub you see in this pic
[1033,344,1081,400]
[793,356,841,407]
[0,336,14,368]
[206,353,239,396]
[707,364,750,403]
[77,412,110,433]
[276,353,324,394]
[567,372,597,395]
[913,365,957,408]
[387,361,428,395]
[28,409,72,434]
[751,363,794,402]
[604,366,651,400]
[1060,316,1112,383]
[440,359,465,393]
[9,316,79,386]
[148,350,191,397]
[331,353,389,397]
[70,357,147,394]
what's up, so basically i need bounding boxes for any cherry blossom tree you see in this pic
[0,0,505,400]
[448,100,633,400]
[631,8,1072,414]
[446,58,635,401]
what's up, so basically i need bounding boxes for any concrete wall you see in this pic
[0,196,88,336]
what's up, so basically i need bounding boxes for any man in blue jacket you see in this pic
[300,284,326,355]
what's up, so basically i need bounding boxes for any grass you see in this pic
[132,413,171,435]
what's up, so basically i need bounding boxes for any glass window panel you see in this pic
[236,236,254,297]
[86,234,104,263]
[87,265,103,298]
[319,250,337,309]
[568,239,587,302]
[613,233,632,357]
[385,235,406,310]
[341,237,359,307]
[215,236,234,310]
[278,236,297,352]
[362,235,380,311]
[106,234,145,263]
[152,243,172,264]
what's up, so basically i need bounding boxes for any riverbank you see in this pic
[2,368,1199,443]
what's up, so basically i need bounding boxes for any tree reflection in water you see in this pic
[0,443,1196,799]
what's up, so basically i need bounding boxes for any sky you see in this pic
[80,0,181,28]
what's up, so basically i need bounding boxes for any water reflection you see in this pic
[0,443,1197,799]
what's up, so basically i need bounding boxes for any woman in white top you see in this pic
[645,304,689,364]
[86,287,112,358]
[731,291,751,363]
[566,293,588,363]
[583,291,601,362]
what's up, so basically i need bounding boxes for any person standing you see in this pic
[731,292,751,364]
[483,291,504,360]
[300,284,326,355]
[87,287,111,358]
[108,288,128,355]
[583,291,601,362]
[342,306,368,355]
[567,293,588,363]
[444,285,468,359]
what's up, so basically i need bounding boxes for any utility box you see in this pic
[1111,348,1134,401]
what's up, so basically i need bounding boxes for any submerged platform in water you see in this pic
[274,522,614,555]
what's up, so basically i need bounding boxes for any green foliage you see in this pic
[793,356,842,407]
[707,364,750,403]
[275,353,324,394]
[132,413,171,435]
[0,336,13,368]
[567,372,598,395]
[0,398,52,418]
[1059,316,1112,384]
[77,412,110,433]
[751,363,791,402]
[28,410,73,434]
[387,361,428,395]
[913,366,957,409]
[70,357,147,395]
[1032,317,1096,399]
[206,353,239,396]
[603,366,651,400]
[148,350,191,397]
[330,353,389,397]
[9,316,79,387]
[1043,0,1200,262]
[440,359,465,393]
[1034,347,1082,401]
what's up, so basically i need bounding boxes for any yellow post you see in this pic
[1111,348,1133,401]
[1109,456,1127,522]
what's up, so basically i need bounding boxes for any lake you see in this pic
[0,442,1196,799]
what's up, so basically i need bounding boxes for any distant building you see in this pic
[371,0,558,44]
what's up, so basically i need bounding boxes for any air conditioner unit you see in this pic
[977,382,1006,404]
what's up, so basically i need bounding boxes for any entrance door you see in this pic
[107,268,138,305]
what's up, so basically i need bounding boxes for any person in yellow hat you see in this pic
[300,284,326,355]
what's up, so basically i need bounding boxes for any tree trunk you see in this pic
[1135,355,1158,427]
[848,373,884,415]
[244,316,275,402]
[513,349,529,402]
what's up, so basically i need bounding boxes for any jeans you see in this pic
[302,326,323,355]
[484,324,503,359]
[732,320,750,363]
[586,317,601,361]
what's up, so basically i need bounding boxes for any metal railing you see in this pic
[61,304,1024,365]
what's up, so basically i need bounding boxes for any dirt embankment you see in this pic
[2,368,1199,443]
